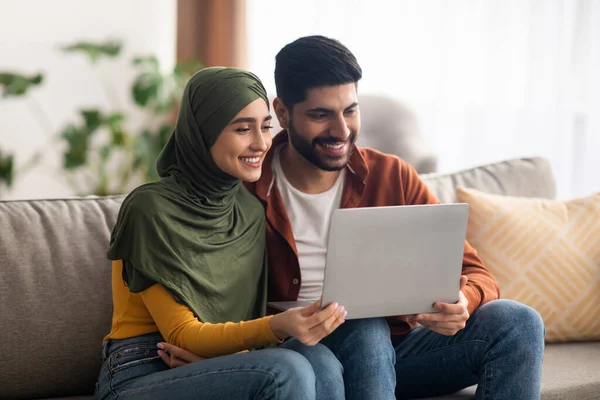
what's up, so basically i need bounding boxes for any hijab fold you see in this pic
[107,67,270,323]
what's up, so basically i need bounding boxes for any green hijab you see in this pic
[107,67,270,324]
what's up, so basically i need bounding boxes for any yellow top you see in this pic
[105,260,282,358]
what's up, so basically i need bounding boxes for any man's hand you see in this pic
[269,300,346,346]
[157,342,204,368]
[411,275,470,336]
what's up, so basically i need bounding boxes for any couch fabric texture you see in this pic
[2,156,599,400]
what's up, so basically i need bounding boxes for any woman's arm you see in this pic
[141,283,282,358]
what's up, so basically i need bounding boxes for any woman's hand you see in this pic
[157,342,205,368]
[269,300,347,346]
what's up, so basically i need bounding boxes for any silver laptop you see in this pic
[268,203,469,319]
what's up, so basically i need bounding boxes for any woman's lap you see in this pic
[95,332,316,400]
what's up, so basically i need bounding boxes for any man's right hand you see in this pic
[269,300,347,346]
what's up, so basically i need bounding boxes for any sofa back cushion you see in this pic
[0,196,124,399]
[422,157,556,202]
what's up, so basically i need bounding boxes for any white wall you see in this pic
[0,0,177,199]
[247,0,600,200]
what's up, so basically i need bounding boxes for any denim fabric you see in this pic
[285,299,544,400]
[94,332,317,400]
[394,299,545,399]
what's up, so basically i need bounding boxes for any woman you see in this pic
[95,67,346,400]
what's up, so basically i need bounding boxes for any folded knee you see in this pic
[478,300,545,344]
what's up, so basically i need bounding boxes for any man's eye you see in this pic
[310,113,327,119]
[345,108,357,115]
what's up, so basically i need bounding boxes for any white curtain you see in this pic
[246,0,600,199]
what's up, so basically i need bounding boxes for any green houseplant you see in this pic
[0,40,202,197]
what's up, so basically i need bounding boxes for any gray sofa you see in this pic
[2,156,600,400]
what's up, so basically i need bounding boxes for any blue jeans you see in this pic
[94,332,317,400]
[286,299,545,400]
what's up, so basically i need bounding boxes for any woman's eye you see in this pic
[261,125,273,130]
[235,127,251,133]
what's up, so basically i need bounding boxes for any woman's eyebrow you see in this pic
[229,115,272,124]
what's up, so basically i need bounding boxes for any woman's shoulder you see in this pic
[119,181,173,218]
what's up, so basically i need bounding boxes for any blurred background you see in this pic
[0,0,598,201]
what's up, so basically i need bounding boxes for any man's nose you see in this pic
[331,114,351,140]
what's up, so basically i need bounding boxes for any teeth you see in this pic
[240,157,260,163]
[322,143,344,149]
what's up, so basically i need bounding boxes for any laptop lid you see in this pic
[320,203,469,319]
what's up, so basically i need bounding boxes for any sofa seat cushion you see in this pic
[425,342,600,400]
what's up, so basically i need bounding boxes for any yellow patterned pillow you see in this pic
[456,187,600,342]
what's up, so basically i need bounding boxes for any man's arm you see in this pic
[400,161,500,315]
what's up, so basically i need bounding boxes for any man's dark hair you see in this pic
[274,35,362,108]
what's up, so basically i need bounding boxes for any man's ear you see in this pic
[273,97,290,129]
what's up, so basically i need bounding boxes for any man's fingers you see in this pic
[431,302,466,315]
[416,308,467,322]
[157,342,202,363]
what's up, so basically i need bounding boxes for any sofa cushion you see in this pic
[0,196,125,399]
[426,342,600,400]
[456,187,600,342]
[422,157,556,203]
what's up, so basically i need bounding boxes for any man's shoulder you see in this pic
[355,146,411,175]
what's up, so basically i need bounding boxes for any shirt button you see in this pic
[292,278,299,285]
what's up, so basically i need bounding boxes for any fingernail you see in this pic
[157,343,165,349]
[334,302,339,309]
[343,310,348,318]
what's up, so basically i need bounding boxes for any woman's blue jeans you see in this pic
[94,332,316,400]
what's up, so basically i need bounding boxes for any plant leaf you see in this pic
[174,59,204,76]
[131,123,173,181]
[0,148,15,187]
[132,56,160,69]
[131,56,195,113]
[61,123,91,169]
[0,72,44,97]
[81,109,103,133]
[62,40,122,63]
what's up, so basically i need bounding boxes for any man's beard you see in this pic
[287,119,357,172]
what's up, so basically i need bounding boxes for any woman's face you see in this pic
[210,98,273,182]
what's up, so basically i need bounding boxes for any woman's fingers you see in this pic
[305,302,340,327]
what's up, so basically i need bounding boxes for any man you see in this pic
[246,35,544,399]
[160,35,545,399]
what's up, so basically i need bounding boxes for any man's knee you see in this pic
[475,299,545,344]
[343,317,391,339]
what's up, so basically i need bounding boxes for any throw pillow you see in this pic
[456,186,600,342]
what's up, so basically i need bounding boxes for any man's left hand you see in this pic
[411,275,470,336]
[157,342,204,368]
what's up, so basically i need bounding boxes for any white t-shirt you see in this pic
[272,145,346,301]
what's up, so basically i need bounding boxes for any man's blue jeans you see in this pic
[94,332,317,400]
[284,299,545,399]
